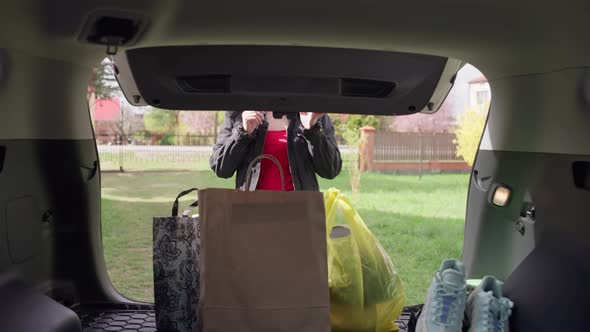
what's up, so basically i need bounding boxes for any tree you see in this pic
[109,104,145,143]
[214,111,224,137]
[180,111,217,134]
[88,58,118,100]
[391,98,456,133]
[345,115,380,132]
[144,108,180,137]
[332,114,380,143]
[454,103,489,166]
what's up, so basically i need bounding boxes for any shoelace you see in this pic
[431,278,464,327]
[479,292,514,332]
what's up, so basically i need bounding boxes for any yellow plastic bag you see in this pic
[325,188,405,332]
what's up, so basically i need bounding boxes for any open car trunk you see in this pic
[0,44,457,332]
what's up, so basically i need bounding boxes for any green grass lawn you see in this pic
[101,170,469,305]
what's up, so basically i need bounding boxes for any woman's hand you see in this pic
[300,112,326,129]
[242,111,264,134]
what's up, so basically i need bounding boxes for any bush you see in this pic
[336,115,381,192]
[345,115,380,134]
[454,105,489,166]
[158,135,176,146]
[332,114,380,144]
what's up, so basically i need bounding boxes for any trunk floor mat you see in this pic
[73,303,157,332]
[73,303,422,332]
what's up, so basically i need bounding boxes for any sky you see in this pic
[449,64,487,115]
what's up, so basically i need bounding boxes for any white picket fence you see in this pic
[98,144,355,171]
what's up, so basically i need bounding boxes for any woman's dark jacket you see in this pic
[210,111,342,191]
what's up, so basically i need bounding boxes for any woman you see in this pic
[210,111,342,191]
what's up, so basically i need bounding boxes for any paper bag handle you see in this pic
[245,154,285,191]
[172,188,199,217]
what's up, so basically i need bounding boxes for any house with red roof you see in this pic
[88,65,150,143]
[90,98,122,140]
[89,97,145,144]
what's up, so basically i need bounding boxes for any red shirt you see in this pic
[256,130,295,191]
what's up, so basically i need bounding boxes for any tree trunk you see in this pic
[175,111,180,145]
[214,111,220,141]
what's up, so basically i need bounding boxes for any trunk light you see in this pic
[492,185,511,207]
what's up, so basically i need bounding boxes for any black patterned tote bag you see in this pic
[153,188,200,332]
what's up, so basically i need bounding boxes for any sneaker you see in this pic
[465,276,514,332]
[415,259,467,332]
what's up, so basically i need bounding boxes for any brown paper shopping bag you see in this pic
[198,155,330,332]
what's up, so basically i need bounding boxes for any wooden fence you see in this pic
[361,128,471,173]
[374,132,463,162]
